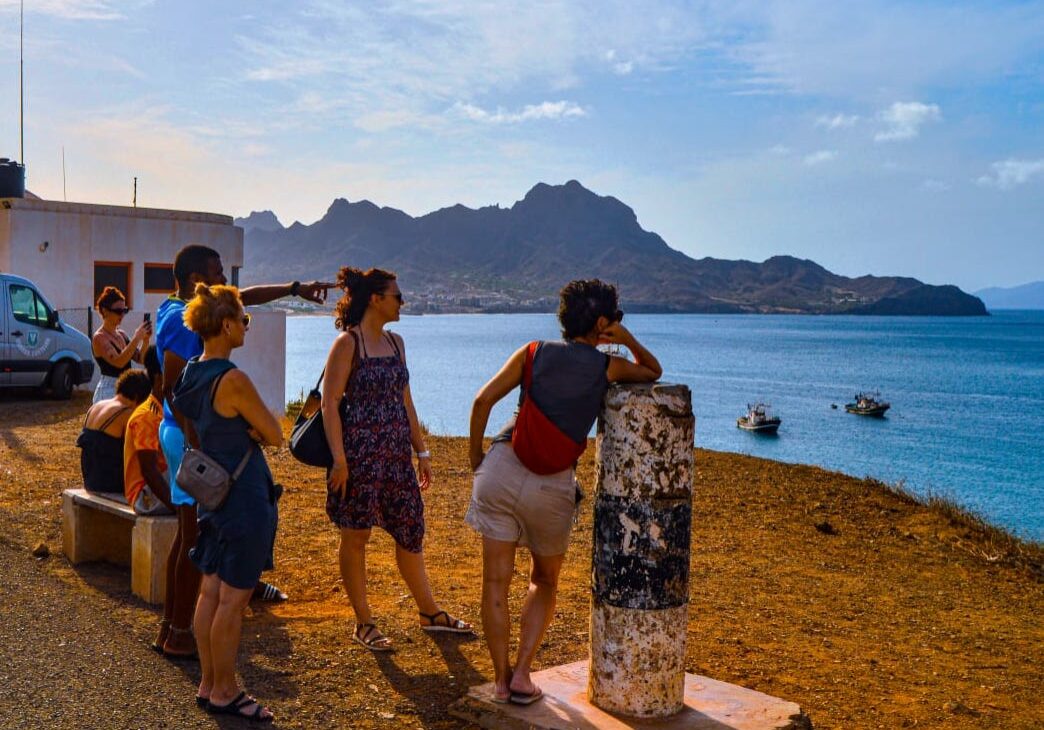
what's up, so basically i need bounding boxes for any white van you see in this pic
[0,272,95,398]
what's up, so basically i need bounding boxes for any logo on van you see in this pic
[26,331,38,347]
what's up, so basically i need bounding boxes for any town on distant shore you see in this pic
[237,180,987,317]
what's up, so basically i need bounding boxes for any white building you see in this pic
[0,196,286,414]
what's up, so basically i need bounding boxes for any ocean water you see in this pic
[285,311,1044,541]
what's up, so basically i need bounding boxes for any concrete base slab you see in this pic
[448,660,811,730]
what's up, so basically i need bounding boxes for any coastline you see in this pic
[1,390,1041,728]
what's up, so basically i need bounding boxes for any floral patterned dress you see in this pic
[325,330,424,552]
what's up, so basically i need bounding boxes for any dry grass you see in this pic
[876,479,1043,579]
[1,388,1042,729]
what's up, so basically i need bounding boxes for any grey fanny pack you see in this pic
[176,446,252,512]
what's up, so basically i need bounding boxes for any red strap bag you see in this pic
[511,341,586,475]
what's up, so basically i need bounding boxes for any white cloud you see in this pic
[769,144,791,156]
[452,101,587,124]
[815,114,859,130]
[0,0,142,21]
[803,150,838,166]
[976,159,1044,190]
[920,179,950,192]
[724,2,1044,99]
[874,102,941,142]
[604,49,636,75]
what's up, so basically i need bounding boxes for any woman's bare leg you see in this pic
[481,537,518,700]
[509,552,564,695]
[338,528,373,623]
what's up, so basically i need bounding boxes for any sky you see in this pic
[1,1,1042,291]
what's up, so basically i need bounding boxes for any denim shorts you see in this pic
[464,442,577,556]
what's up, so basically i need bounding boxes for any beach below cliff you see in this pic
[0,390,1040,729]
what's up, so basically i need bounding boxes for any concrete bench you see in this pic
[61,489,176,605]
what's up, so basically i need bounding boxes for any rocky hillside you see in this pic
[237,181,986,316]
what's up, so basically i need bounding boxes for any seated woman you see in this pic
[78,369,153,496]
[467,279,662,705]
[172,283,283,721]
[91,286,151,403]
[123,345,173,516]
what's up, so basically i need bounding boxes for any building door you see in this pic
[6,282,59,387]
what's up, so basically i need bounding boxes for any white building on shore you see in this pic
[0,195,286,414]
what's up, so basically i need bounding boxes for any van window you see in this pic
[9,284,52,327]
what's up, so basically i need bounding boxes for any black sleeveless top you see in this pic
[94,330,132,378]
[76,406,132,494]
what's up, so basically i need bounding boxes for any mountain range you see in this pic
[236,180,986,316]
[974,281,1044,310]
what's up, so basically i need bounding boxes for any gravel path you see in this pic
[0,539,217,730]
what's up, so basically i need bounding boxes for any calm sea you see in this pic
[285,311,1044,541]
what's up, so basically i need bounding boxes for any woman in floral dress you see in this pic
[321,266,472,651]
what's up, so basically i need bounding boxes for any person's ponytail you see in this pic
[333,266,397,330]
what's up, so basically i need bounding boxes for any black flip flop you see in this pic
[206,690,273,723]
[509,687,544,705]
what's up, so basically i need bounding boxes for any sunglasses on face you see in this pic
[108,306,129,315]
[241,313,251,327]
[383,292,404,304]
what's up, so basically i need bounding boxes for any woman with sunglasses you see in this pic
[91,286,151,403]
[172,284,283,721]
[322,266,472,652]
[466,279,661,705]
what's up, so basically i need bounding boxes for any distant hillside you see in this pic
[975,281,1044,310]
[236,180,986,316]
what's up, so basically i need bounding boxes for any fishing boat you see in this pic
[737,403,781,433]
[844,391,890,417]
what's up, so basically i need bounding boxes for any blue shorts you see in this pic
[159,421,195,507]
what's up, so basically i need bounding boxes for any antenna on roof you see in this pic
[61,146,66,201]
[19,0,24,164]
[133,176,137,207]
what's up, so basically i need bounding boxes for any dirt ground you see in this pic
[1,389,1041,729]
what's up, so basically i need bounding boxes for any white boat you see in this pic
[737,403,781,433]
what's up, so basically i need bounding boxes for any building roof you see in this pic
[0,196,233,225]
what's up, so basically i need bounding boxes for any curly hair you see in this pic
[114,370,152,403]
[183,283,243,339]
[558,279,620,339]
[95,286,127,313]
[333,266,397,330]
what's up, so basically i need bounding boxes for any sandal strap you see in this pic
[355,623,389,646]
[420,610,448,626]
[420,610,463,628]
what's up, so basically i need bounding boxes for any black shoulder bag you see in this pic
[290,330,358,468]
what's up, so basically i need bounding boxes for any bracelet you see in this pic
[415,450,431,459]
[290,280,301,297]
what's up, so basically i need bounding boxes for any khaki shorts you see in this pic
[464,442,577,556]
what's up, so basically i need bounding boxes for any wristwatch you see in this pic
[416,451,431,459]
[290,281,301,297]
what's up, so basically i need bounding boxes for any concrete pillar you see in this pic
[588,382,695,718]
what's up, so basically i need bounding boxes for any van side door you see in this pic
[6,282,59,387]
[0,281,9,385]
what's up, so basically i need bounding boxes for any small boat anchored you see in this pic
[737,403,781,434]
[845,391,890,417]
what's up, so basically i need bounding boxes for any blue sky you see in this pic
[1,1,1042,291]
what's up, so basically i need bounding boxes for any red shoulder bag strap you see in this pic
[522,341,538,393]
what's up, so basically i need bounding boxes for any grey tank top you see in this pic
[494,340,610,444]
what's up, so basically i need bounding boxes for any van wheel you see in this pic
[49,362,73,400]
